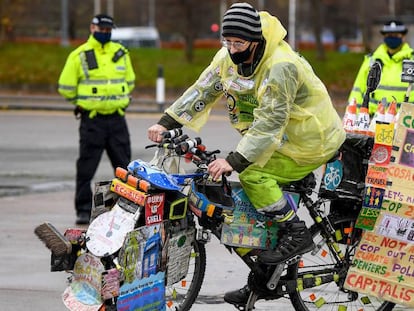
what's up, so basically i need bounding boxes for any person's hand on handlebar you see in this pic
[148,124,167,143]
[208,158,233,181]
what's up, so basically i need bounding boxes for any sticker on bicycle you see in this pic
[365,164,388,188]
[376,213,414,242]
[356,207,380,230]
[369,143,392,166]
[110,178,148,206]
[323,159,343,191]
[362,186,385,209]
[374,122,394,146]
[144,193,165,225]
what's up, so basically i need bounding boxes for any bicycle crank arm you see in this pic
[267,263,284,290]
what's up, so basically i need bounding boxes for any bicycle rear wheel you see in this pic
[287,215,396,311]
[165,239,206,310]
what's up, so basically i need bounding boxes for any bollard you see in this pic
[156,65,165,112]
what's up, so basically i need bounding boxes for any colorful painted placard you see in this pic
[70,253,105,306]
[345,223,414,307]
[220,185,279,249]
[365,164,388,188]
[355,207,381,231]
[117,271,166,311]
[347,102,414,307]
[362,186,385,209]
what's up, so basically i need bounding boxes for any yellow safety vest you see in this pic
[58,35,136,118]
[348,43,414,115]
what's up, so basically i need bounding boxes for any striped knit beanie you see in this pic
[222,2,262,42]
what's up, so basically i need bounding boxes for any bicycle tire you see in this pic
[165,239,206,310]
[287,214,396,311]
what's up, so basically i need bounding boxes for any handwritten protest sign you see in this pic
[345,102,414,307]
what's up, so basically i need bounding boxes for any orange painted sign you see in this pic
[110,178,147,206]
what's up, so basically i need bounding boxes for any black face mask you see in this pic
[229,43,253,65]
[384,36,403,49]
[93,31,111,45]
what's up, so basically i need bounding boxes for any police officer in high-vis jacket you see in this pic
[58,14,136,224]
[148,2,345,306]
[348,20,414,116]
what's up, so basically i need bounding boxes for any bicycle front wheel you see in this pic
[287,215,396,311]
[165,239,206,310]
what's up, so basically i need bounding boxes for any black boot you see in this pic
[224,284,251,306]
[258,221,314,265]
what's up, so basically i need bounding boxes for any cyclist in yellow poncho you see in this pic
[147,2,345,306]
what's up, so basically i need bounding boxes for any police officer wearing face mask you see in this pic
[58,14,136,225]
[348,20,414,116]
[148,3,345,306]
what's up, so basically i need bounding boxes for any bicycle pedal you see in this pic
[233,304,246,311]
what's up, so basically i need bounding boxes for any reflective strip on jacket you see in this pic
[165,11,345,167]
[58,35,136,117]
[348,43,414,115]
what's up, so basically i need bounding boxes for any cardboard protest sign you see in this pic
[346,102,414,307]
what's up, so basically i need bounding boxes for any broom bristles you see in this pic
[34,222,72,256]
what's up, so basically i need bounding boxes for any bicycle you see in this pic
[35,129,397,311]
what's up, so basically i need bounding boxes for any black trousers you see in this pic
[75,112,131,214]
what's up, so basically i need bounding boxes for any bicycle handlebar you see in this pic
[145,129,221,165]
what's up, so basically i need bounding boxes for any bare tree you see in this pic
[309,0,325,60]
[156,0,221,62]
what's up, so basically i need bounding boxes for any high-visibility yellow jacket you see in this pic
[165,12,345,167]
[58,35,136,118]
[348,43,414,115]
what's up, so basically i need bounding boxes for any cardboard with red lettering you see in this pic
[345,220,414,307]
[347,211,414,305]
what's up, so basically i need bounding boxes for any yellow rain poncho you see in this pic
[165,12,345,209]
